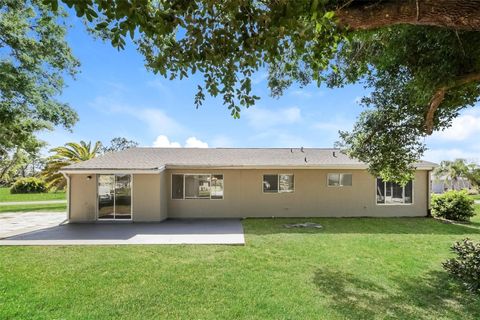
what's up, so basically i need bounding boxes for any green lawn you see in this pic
[470,194,480,201]
[2,215,480,319]
[0,187,65,202]
[0,203,66,213]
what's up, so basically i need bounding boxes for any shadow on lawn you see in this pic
[313,268,480,319]
[243,217,480,235]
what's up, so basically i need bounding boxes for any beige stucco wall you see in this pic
[68,169,430,221]
[132,174,166,222]
[69,174,97,222]
[159,171,168,221]
[167,169,429,218]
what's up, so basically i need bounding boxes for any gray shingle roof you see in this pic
[62,148,437,171]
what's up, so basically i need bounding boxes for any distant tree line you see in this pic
[0,137,138,190]
[433,159,480,192]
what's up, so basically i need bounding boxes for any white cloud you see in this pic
[90,96,185,136]
[185,137,209,148]
[431,112,480,141]
[136,108,184,135]
[289,89,324,99]
[152,135,209,148]
[245,106,302,129]
[152,135,181,148]
[290,90,313,98]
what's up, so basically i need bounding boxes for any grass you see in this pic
[470,194,480,201]
[0,187,65,202]
[0,203,66,213]
[1,216,480,319]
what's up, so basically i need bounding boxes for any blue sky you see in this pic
[40,15,480,164]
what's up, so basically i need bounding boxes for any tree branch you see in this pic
[424,71,480,134]
[336,0,480,31]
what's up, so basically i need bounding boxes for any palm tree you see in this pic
[466,163,480,191]
[433,159,469,191]
[42,141,101,190]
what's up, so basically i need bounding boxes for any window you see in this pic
[185,175,210,199]
[263,174,294,193]
[327,173,352,187]
[376,178,413,204]
[172,174,184,199]
[171,174,224,200]
[211,174,224,200]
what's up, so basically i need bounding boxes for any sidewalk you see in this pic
[0,200,67,206]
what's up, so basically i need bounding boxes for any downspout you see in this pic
[61,172,71,221]
[427,170,432,217]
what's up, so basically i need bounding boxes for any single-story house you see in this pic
[60,148,437,222]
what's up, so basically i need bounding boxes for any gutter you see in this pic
[59,164,436,173]
[59,166,166,175]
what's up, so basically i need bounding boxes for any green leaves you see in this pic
[42,140,101,190]
[0,0,79,159]
[48,0,343,117]
[333,25,480,181]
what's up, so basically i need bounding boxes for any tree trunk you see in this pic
[337,0,480,31]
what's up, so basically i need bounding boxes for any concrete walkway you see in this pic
[0,200,66,206]
[0,211,67,239]
[0,219,245,245]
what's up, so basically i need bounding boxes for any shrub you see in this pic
[431,190,475,221]
[443,239,480,294]
[10,177,47,194]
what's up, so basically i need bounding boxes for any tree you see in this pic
[466,163,480,190]
[433,159,470,190]
[43,0,480,183]
[0,146,46,185]
[41,141,101,190]
[101,137,139,154]
[0,0,79,173]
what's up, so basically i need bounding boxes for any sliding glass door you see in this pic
[114,174,132,219]
[98,174,132,220]
[98,175,115,219]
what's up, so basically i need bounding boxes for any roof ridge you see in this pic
[134,147,341,150]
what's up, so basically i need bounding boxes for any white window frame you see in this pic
[262,174,295,193]
[171,173,224,200]
[375,178,414,205]
[327,173,353,187]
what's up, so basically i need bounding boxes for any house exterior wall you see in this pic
[167,169,429,218]
[69,174,97,222]
[69,173,166,222]
[68,169,429,221]
[159,171,168,221]
[132,174,166,222]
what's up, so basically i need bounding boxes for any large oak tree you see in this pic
[0,0,79,170]
[44,0,480,182]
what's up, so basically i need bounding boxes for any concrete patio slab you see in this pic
[0,211,67,239]
[0,219,245,245]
